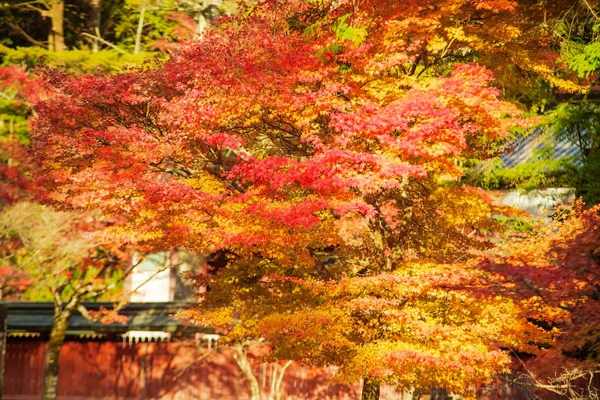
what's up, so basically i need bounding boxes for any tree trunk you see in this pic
[361,377,380,400]
[233,344,261,400]
[195,12,208,39]
[47,0,66,52]
[134,7,146,55]
[90,0,102,52]
[272,361,292,400]
[42,304,74,400]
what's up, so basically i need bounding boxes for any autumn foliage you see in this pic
[27,0,597,398]
[486,204,600,374]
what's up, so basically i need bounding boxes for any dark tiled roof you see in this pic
[1,301,207,334]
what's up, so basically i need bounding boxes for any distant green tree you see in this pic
[114,0,191,54]
[547,102,600,204]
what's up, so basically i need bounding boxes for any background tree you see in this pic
[0,202,131,400]
[546,102,600,204]
[0,0,203,53]
[1,0,66,51]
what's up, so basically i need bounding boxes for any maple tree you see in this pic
[29,1,589,399]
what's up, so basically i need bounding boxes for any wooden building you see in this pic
[0,302,363,400]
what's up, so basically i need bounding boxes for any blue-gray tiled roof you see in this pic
[499,129,582,168]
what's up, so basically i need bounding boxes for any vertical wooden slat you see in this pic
[139,341,146,400]
[0,304,7,400]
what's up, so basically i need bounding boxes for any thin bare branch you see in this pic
[81,32,128,54]
[582,0,600,20]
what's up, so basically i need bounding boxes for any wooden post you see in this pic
[0,304,8,400]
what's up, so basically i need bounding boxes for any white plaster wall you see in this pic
[499,188,575,218]
[130,252,172,302]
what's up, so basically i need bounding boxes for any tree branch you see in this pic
[81,32,128,54]
[6,16,47,47]
[582,0,600,21]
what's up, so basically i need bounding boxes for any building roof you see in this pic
[499,129,582,169]
[2,301,208,336]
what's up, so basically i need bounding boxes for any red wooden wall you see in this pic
[4,340,368,400]
[5,340,597,399]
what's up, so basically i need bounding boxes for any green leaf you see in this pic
[333,14,367,46]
